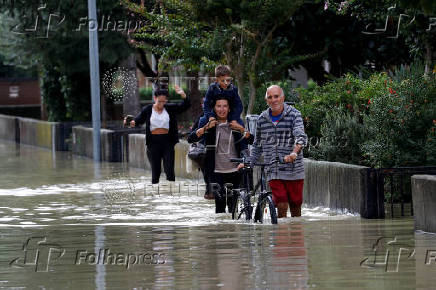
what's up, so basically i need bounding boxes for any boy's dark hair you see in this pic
[211,94,232,111]
[215,65,231,77]
[154,89,169,97]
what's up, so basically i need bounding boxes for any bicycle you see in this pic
[230,156,292,224]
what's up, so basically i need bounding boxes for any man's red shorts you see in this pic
[268,179,304,206]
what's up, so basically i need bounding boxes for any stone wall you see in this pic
[303,159,377,217]
[127,135,197,179]
[72,126,122,162]
[412,175,436,233]
[0,114,19,142]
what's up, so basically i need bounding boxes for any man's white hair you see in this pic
[265,85,284,99]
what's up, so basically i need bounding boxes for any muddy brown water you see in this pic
[0,141,435,289]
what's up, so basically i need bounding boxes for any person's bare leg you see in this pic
[277,203,288,218]
[289,203,301,217]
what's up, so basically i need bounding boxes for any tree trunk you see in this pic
[247,74,256,115]
[247,43,262,115]
[235,74,245,116]
[425,43,432,76]
[225,34,246,116]
[122,54,141,117]
[187,71,201,120]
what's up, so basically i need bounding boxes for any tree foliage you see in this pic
[1,1,133,121]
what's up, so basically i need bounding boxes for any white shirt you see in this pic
[150,108,170,131]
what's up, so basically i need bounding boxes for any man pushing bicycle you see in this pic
[241,85,308,218]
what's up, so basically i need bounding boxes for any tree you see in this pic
[1,1,134,121]
[125,0,223,117]
[130,0,306,115]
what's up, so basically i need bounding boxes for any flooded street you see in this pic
[1,140,435,289]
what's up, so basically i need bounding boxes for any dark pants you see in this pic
[209,171,241,213]
[200,168,210,194]
[146,134,175,184]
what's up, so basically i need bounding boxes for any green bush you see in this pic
[424,123,436,165]
[288,63,435,168]
[294,73,372,140]
[309,107,368,165]
[362,68,436,167]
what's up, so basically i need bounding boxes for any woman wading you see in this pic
[125,85,190,184]
[191,95,253,213]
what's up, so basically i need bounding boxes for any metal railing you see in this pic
[375,166,436,218]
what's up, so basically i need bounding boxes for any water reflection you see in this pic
[1,140,436,289]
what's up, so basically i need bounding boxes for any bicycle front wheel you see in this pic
[255,195,278,224]
[232,191,252,221]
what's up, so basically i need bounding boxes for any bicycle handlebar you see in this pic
[230,156,291,167]
[230,157,245,163]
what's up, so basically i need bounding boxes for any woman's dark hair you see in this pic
[154,89,169,97]
[211,94,232,111]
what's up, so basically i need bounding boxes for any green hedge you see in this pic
[292,63,436,167]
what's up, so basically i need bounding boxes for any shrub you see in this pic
[424,123,436,165]
[309,107,368,165]
[362,67,436,167]
[294,73,371,140]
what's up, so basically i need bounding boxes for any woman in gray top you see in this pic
[191,95,253,214]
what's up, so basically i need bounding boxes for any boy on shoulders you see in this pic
[198,65,244,129]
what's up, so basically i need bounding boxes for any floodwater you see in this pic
[0,140,435,290]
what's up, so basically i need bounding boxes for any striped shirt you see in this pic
[249,103,307,181]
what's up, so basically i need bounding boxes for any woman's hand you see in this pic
[237,163,245,170]
[229,121,244,133]
[206,117,217,129]
[123,116,135,128]
[196,127,206,137]
[174,85,186,99]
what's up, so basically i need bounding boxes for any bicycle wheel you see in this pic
[255,195,278,224]
[232,190,252,221]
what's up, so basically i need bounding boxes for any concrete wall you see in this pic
[18,117,57,149]
[0,114,79,150]
[412,175,436,233]
[0,114,19,141]
[303,159,377,217]
[128,134,148,170]
[127,135,197,179]
[72,126,122,162]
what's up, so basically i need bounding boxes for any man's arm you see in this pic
[292,110,308,149]
[284,110,307,163]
